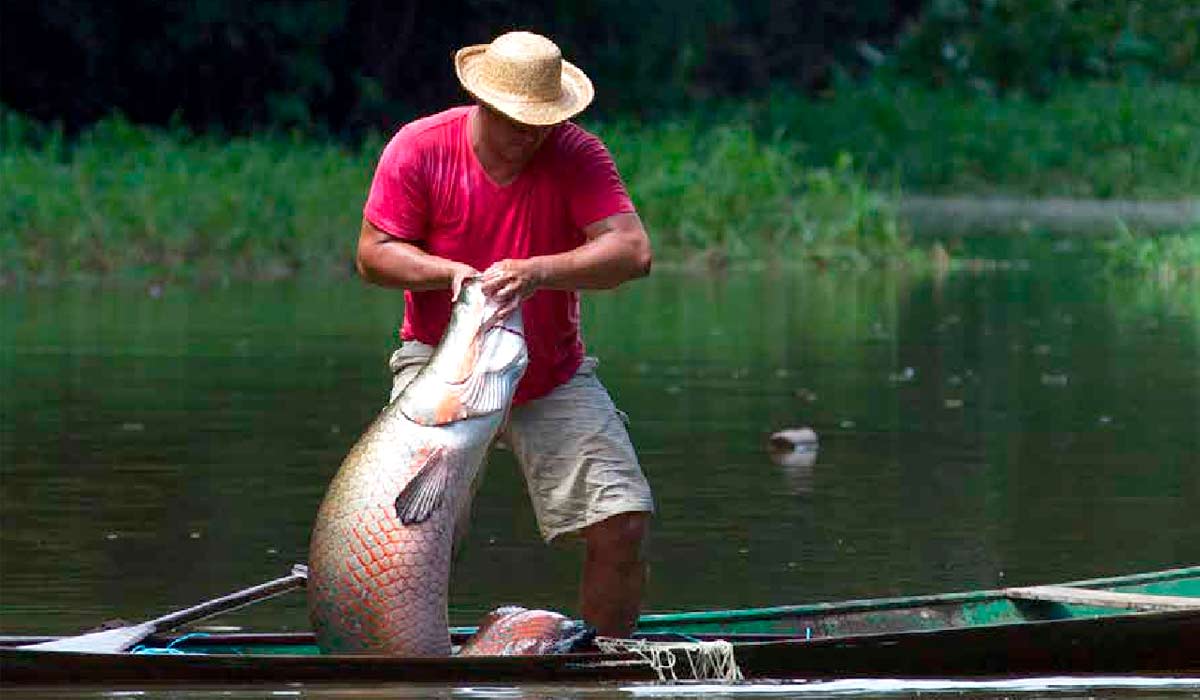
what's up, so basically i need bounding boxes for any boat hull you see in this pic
[3,566,1198,685]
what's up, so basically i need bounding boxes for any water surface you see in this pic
[1,266,1197,696]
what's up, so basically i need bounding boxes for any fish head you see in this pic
[458,606,595,656]
[458,278,528,382]
[398,278,528,426]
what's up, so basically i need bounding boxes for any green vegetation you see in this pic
[3,77,1198,284]
[1,113,377,280]
[2,109,908,281]
[888,0,1199,94]
[601,123,904,267]
[4,2,1197,282]
[758,80,1200,199]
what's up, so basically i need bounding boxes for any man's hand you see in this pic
[448,262,480,301]
[480,258,545,319]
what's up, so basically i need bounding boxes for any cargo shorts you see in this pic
[388,342,655,542]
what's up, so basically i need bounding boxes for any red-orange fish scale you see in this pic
[309,439,456,655]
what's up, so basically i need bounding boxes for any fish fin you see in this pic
[452,364,510,418]
[393,446,450,525]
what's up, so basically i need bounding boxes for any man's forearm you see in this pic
[358,242,459,290]
[533,218,652,291]
[356,219,473,291]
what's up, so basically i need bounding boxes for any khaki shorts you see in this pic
[388,342,655,542]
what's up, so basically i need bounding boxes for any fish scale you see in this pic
[308,280,527,655]
[310,420,473,654]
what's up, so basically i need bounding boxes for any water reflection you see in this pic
[1,269,1197,639]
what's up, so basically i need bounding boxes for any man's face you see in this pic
[477,104,552,166]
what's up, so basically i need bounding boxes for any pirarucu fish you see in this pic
[307,278,528,655]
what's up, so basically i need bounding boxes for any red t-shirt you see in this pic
[364,106,636,404]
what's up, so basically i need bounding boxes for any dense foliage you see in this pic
[1,0,910,134]
[6,1,1194,134]
[889,0,1199,95]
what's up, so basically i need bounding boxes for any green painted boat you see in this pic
[2,566,1198,685]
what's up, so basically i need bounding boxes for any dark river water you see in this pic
[1,266,1197,698]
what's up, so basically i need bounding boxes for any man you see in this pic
[354,31,654,637]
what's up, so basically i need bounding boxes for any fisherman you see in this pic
[354,31,655,638]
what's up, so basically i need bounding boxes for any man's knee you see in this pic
[584,512,650,563]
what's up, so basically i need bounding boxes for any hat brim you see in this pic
[454,44,594,126]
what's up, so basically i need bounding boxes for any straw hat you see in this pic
[455,31,594,126]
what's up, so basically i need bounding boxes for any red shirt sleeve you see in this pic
[562,128,636,230]
[363,129,428,241]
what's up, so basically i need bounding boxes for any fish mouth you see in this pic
[480,306,524,340]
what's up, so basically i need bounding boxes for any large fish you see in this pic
[308,278,528,655]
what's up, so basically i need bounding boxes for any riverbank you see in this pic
[3,81,1197,283]
[899,198,1200,236]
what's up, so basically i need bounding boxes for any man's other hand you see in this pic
[480,259,545,318]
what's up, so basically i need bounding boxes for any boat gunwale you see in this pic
[635,565,1200,626]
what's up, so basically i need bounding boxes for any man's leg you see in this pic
[505,357,655,637]
[581,511,649,637]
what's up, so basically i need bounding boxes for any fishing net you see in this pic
[595,636,744,683]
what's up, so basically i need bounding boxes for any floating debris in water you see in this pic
[189,531,201,540]
[889,367,916,383]
[1098,415,1114,425]
[105,533,119,541]
[120,422,145,432]
[266,547,279,555]
[1041,372,1069,387]
[839,419,856,429]
[944,398,964,409]
[774,368,790,379]
[665,385,682,395]
[1034,344,1052,355]
[767,427,819,468]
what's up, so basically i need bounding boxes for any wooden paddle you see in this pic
[21,564,309,654]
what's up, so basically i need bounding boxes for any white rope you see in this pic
[595,637,744,684]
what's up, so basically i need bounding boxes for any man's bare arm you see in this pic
[355,218,477,296]
[480,212,652,315]
[542,212,653,290]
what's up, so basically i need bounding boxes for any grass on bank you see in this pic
[2,80,1198,283]
[0,111,908,282]
[758,80,1200,200]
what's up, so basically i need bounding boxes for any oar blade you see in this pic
[20,622,156,654]
[18,565,308,655]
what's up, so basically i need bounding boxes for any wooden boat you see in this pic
[2,565,1198,685]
